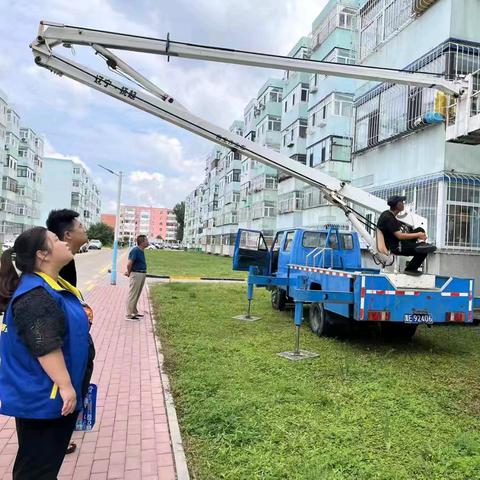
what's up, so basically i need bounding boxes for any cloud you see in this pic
[121,170,199,209]
[43,139,92,173]
[1,0,327,214]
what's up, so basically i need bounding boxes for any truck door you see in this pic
[233,229,271,274]
[277,230,296,273]
[270,230,285,275]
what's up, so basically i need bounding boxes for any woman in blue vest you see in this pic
[0,226,90,479]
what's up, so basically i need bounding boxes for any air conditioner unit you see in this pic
[287,142,295,148]
[21,138,27,143]
[318,120,327,127]
[310,85,318,93]
[259,102,265,110]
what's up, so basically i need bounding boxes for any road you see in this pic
[75,247,128,293]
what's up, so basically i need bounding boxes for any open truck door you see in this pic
[233,229,271,275]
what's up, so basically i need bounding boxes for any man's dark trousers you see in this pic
[393,227,429,272]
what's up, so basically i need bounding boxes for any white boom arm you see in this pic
[31,23,466,264]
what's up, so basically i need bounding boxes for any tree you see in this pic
[173,201,185,241]
[87,222,114,246]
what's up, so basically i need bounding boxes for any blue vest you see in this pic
[0,273,89,419]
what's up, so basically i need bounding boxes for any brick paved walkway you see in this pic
[0,275,182,479]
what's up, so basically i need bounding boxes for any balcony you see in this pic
[251,174,278,192]
[278,191,304,214]
[252,201,277,220]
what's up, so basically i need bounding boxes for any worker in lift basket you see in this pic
[377,195,437,276]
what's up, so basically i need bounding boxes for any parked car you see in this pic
[2,239,15,251]
[88,239,103,250]
[78,243,89,253]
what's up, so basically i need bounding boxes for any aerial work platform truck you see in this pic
[30,22,480,355]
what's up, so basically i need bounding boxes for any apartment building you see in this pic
[40,157,101,229]
[184,0,480,282]
[303,0,359,230]
[118,205,178,244]
[237,79,284,244]
[276,37,311,230]
[209,121,244,256]
[0,89,45,241]
[101,213,116,230]
[351,0,480,285]
[184,184,206,249]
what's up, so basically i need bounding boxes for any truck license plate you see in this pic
[404,314,433,324]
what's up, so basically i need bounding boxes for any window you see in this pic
[5,154,16,170]
[303,231,327,249]
[321,145,326,163]
[299,126,307,138]
[239,230,267,250]
[17,166,27,177]
[334,99,353,117]
[324,48,356,65]
[284,101,287,113]
[310,136,352,166]
[268,117,281,131]
[269,90,282,103]
[407,87,423,130]
[338,10,354,29]
[2,176,17,193]
[301,88,308,102]
[342,234,354,250]
[283,231,295,252]
[360,0,413,60]
[292,94,295,106]
[272,231,284,252]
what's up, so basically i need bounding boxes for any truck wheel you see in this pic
[271,287,286,311]
[309,303,335,337]
[380,323,417,340]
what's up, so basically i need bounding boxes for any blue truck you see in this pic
[233,227,479,340]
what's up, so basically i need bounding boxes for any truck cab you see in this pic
[234,227,362,273]
[234,227,363,309]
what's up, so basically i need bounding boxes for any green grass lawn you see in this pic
[145,249,246,279]
[151,283,480,480]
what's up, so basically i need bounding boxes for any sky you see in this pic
[0,0,327,213]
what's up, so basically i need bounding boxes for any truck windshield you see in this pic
[302,231,338,249]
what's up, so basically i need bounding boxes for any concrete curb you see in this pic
[146,286,190,480]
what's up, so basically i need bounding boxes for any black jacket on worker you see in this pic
[377,195,436,273]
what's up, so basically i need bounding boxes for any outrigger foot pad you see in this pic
[277,350,319,361]
[232,314,262,322]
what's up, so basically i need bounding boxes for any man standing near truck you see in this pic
[377,195,437,275]
[125,234,149,320]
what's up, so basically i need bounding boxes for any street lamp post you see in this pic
[98,164,123,285]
